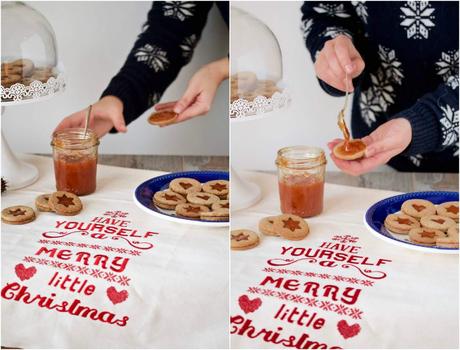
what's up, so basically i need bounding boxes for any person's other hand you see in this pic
[54,95,127,138]
[154,57,229,125]
[327,118,412,176]
[315,35,365,92]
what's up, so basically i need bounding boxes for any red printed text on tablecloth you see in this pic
[231,234,393,349]
[2,210,159,327]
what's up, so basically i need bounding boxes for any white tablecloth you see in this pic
[231,172,459,349]
[1,155,228,349]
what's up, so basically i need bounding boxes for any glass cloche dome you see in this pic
[1,1,65,103]
[230,6,290,119]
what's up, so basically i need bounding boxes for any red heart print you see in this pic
[238,295,262,314]
[15,263,37,281]
[106,286,129,305]
[337,320,361,339]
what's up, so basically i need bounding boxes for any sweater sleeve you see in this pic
[392,83,459,156]
[300,1,365,97]
[101,1,215,130]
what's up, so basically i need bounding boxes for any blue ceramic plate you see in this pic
[364,191,459,254]
[133,170,229,227]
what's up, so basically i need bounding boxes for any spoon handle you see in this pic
[84,105,92,138]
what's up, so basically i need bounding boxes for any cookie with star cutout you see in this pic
[169,178,202,195]
[384,213,420,234]
[259,216,279,237]
[436,226,459,248]
[436,201,459,222]
[1,205,36,225]
[153,190,186,210]
[202,180,229,199]
[231,229,260,250]
[35,193,53,212]
[186,192,220,207]
[175,203,209,219]
[409,228,446,246]
[401,199,436,219]
[48,191,83,216]
[273,214,310,241]
[420,215,456,232]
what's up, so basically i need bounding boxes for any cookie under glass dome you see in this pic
[1,1,65,103]
[230,7,290,119]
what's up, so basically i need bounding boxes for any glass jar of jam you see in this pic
[51,128,99,196]
[275,146,326,218]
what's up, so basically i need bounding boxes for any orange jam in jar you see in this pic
[51,128,99,196]
[276,146,327,218]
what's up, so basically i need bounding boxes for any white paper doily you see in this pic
[230,88,291,119]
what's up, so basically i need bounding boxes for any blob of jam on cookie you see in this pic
[148,110,178,126]
[332,139,366,160]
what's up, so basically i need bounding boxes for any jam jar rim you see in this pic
[51,128,100,150]
[276,145,327,170]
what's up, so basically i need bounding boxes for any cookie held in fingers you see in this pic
[436,201,459,222]
[35,194,53,212]
[273,214,309,240]
[153,190,186,210]
[200,208,229,222]
[231,229,260,250]
[420,215,456,232]
[49,191,82,216]
[175,203,209,219]
[169,178,201,195]
[1,206,36,225]
[409,228,445,246]
[148,110,178,126]
[202,180,229,199]
[332,139,366,160]
[384,213,420,234]
[436,226,459,248]
[212,200,229,211]
[401,199,436,219]
[259,216,279,236]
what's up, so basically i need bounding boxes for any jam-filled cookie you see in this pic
[384,213,420,234]
[436,201,459,222]
[35,194,53,212]
[148,110,178,126]
[175,203,209,219]
[332,139,366,160]
[231,229,260,250]
[49,191,82,216]
[200,208,229,222]
[169,178,201,195]
[202,180,229,199]
[1,206,36,225]
[186,192,220,207]
[401,199,436,219]
[153,190,186,210]
[436,226,459,248]
[273,214,309,241]
[211,200,229,211]
[409,228,445,246]
[420,215,456,232]
[259,216,279,236]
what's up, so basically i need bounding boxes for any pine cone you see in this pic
[1,177,8,193]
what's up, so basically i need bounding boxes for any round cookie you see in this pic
[200,208,229,222]
[259,216,279,236]
[169,178,201,195]
[437,226,459,248]
[436,201,459,222]
[11,59,35,76]
[420,215,456,232]
[384,213,420,234]
[202,180,229,199]
[49,191,82,216]
[148,110,178,126]
[332,139,366,160]
[35,194,53,212]
[409,228,445,246]
[212,200,229,211]
[273,214,309,241]
[2,206,36,225]
[153,190,186,210]
[401,199,436,219]
[187,192,220,207]
[231,229,260,250]
[175,203,209,219]
[1,73,21,88]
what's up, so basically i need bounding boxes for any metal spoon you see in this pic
[84,104,92,138]
[337,73,351,141]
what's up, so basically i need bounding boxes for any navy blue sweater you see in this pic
[301,1,458,172]
[102,1,228,132]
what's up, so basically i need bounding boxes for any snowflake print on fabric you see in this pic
[351,1,368,24]
[180,34,198,63]
[400,1,435,40]
[134,44,169,72]
[359,89,383,127]
[313,3,351,18]
[300,18,314,41]
[409,154,423,167]
[378,45,404,85]
[162,1,195,21]
[435,50,459,90]
[439,104,459,148]
[321,27,352,40]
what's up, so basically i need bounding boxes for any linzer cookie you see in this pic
[273,214,309,241]
[148,110,178,126]
[401,199,436,219]
[169,178,201,195]
[259,216,279,236]
[231,229,260,250]
[212,200,229,211]
[437,226,459,248]
[332,139,366,160]
[202,180,229,199]
[35,194,53,212]
[436,201,459,222]
[187,192,220,207]
[200,208,229,222]
[49,191,82,216]
[1,206,36,225]
[420,215,456,232]
[175,203,209,219]
[153,190,186,210]
[409,228,445,246]
[384,213,420,234]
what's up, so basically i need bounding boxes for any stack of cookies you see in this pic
[384,199,458,248]
[230,71,280,103]
[1,191,83,225]
[1,58,55,89]
[231,214,310,251]
[153,177,229,222]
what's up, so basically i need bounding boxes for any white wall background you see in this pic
[231,1,350,171]
[2,1,229,156]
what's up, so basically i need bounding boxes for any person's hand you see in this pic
[327,118,412,176]
[315,35,365,92]
[154,57,229,125]
[54,95,127,138]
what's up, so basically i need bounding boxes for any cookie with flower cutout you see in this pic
[1,206,36,225]
[49,191,82,216]
[231,229,260,250]
[273,214,310,241]
[153,190,186,210]
[436,201,459,222]
[169,177,201,195]
[384,213,420,234]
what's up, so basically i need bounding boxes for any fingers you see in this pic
[176,97,211,123]
[154,101,177,111]
[54,111,86,133]
[323,41,346,81]
[330,151,393,176]
[173,84,198,114]
[112,113,127,133]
